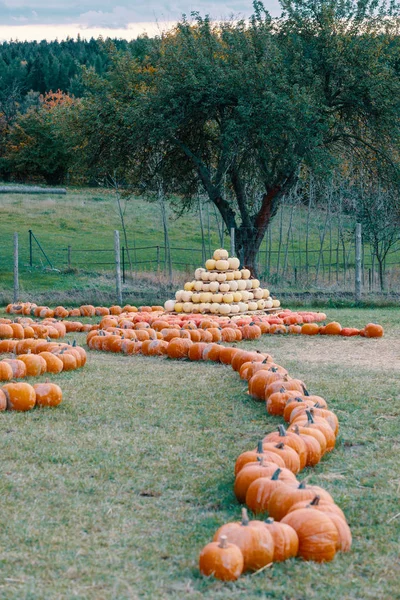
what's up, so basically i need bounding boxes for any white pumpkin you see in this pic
[209,281,219,292]
[192,293,201,303]
[251,279,260,289]
[222,293,234,304]
[230,304,240,314]
[263,288,270,299]
[184,281,194,291]
[216,272,227,282]
[272,299,281,308]
[201,271,210,281]
[202,283,210,292]
[229,280,238,291]
[241,268,251,279]
[233,291,242,303]
[247,292,254,300]
[181,291,193,302]
[257,299,266,310]
[238,302,248,312]
[215,259,229,271]
[195,268,205,280]
[248,301,258,312]
[210,302,219,314]
[253,289,263,299]
[183,302,193,313]
[228,257,240,270]
[234,270,242,280]
[208,272,218,282]
[213,248,229,261]
[219,303,231,315]
[174,303,183,313]
[212,293,223,303]
[225,271,234,281]
[192,304,200,313]
[175,290,184,301]
[245,280,253,290]
[164,300,175,312]
[206,259,216,271]
[199,303,210,313]
[237,280,247,291]
[199,292,212,303]
[194,281,203,291]
[220,283,230,293]
[241,290,250,301]
[265,300,273,309]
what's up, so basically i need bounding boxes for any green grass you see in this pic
[3,186,398,303]
[0,307,399,599]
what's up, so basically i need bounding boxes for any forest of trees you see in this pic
[0,0,399,272]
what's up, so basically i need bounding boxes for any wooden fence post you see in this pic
[114,230,122,305]
[13,232,19,302]
[230,228,235,257]
[355,223,362,302]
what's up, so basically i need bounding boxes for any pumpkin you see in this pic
[288,410,336,452]
[213,509,274,572]
[34,383,62,407]
[56,351,77,371]
[363,323,384,338]
[167,338,192,359]
[291,406,339,435]
[263,518,299,562]
[234,458,296,503]
[340,327,360,337]
[18,353,47,377]
[2,382,36,411]
[324,321,342,335]
[289,423,327,456]
[265,379,307,399]
[281,509,338,562]
[219,347,239,365]
[199,535,243,581]
[245,468,290,515]
[261,442,301,474]
[0,324,13,339]
[268,481,334,521]
[202,343,222,362]
[0,389,6,410]
[188,342,207,361]
[2,358,27,379]
[234,441,286,476]
[301,323,320,335]
[0,362,13,382]
[288,495,346,521]
[266,389,300,416]
[263,425,307,470]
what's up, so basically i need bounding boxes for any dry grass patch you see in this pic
[0,308,399,599]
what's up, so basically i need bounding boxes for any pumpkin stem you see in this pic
[265,517,274,524]
[275,442,285,449]
[292,425,300,435]
[256,440,264,454]
[279,387,286,393]
[298,481,307,489]
[241,508,250,526]
[278,424,286,437]
[306,410,315,424]
[219,535,228,549]
[303,385,310,396]
[72,340,77,347]
[271,468,282,480]
[310,495,320,506]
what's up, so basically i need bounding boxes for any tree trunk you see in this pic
[378,257,385,292]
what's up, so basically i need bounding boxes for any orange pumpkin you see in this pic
[263,518,299,562]
[34,383,62,407]
[2,382,36,411]
[199,536,244,581]
[281,509,338,562]
[18,353,47,377]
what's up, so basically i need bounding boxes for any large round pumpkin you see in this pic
[2,382,36,411]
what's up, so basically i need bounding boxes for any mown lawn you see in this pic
[0,308,399,599]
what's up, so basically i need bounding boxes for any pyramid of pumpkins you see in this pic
[164,249,281,315]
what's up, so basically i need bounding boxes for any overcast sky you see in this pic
[0,1,281,42]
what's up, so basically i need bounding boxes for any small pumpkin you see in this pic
[199,535,244,581]
[263,518,299,562]
[34,383,62,407]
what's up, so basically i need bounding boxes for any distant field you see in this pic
[0,307,398,599]
[0,187,399,304]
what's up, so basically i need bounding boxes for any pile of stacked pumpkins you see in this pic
[0,320,87,411]
[164,248,281,315]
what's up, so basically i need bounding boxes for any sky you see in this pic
[0,1,282,42]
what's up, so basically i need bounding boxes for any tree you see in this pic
[80,0,399,273]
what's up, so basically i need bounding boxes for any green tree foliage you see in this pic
[69,0,400,272]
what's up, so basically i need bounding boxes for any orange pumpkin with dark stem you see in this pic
[245,468,290,515]
[34,383,62,407]
[213,508,274,572]
[291,406,339,435]
[289,410,336,452]
[263,518,299,562]
[288,495,346,521]
[234,441,286,476]
[199,535,244,581]
[265,379,307,399]
[234,458,296,503]
[289,423,327,455]
[267,389,300,416]
[268,481,335,521]
[2,382,36,411]
[263,425,307,470]
[18,353,47,377]
[261,442,301,474]
[281,508,338,562]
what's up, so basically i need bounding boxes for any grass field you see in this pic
[0,307,399,599]
[4,186,396,305]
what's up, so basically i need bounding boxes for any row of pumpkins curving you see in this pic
[164,248,281,314]
[84,324,351,577]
